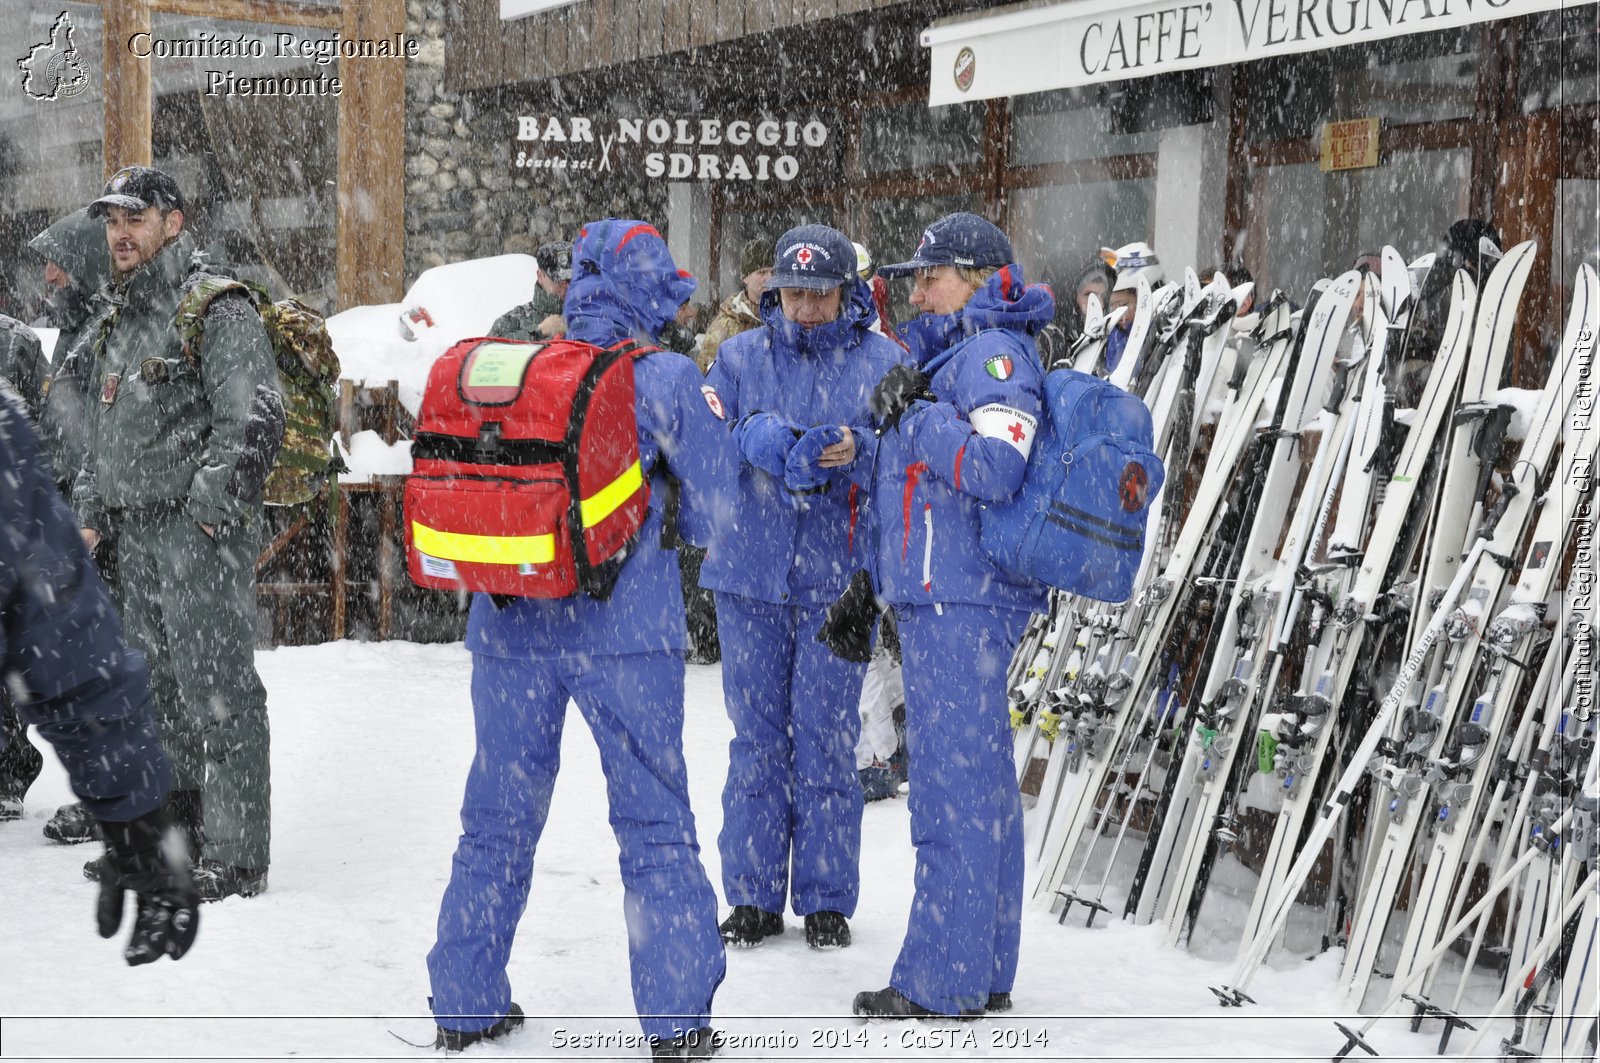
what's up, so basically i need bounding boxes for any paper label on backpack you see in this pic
[970,403,1037,457]
[419,553,459,581]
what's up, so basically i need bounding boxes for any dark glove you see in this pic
[732,412,802,477]
[817,570,880,663]
[870,365,934,434]
[784,425,846,493]
[96,807,200,966]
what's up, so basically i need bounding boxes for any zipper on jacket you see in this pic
[921,504,934,592]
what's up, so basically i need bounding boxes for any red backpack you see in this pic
[404,336,654,599]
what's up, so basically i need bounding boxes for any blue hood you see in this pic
[564,219,698,347]
[757,276,880,356]
[899,264,1055,373]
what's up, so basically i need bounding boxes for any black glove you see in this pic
[870,365,934,435]
[96,807,200,966]
[817,570,880,663]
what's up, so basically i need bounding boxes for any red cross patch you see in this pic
[1119,462,1150,512]
[796,247,813,266]
[1007,422,1025,442]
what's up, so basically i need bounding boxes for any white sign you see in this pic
[924,0,1591,105]
[500,0,586,20]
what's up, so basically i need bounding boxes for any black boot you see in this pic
[650,1027,720,1059]
[852,986,983,1020]
[986,992,1012,1012]
[434,1002,524,1051]
[45,801,100,844]
[718,905,783,947]
[193,859,268,902]
[803,911,851,949]
[0,727,43,820]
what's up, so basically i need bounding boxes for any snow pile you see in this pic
[327,254,538,415]
[1486,387,1544,441]
[337,430,413,482]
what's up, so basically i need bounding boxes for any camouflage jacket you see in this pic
[70,232,279,534]
[489,284,563,341]
[696,290,761,373]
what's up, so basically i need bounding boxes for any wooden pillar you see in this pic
[336,0,407,310]
[102,2,152,174]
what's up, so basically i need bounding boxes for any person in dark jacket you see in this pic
[853,212,1052,1020]
[24,206,118,842]
[30,206,114,487]
[426,219,735,1059]
[699,225,909,951]
[0,316,55,819]
[489,239,573,341]
[0,385,199,965]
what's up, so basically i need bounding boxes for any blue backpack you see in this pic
[979,368,1165,603]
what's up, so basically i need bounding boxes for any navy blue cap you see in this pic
[766,224,854,292]
[88,166,184,218]
[878,212,1014,278]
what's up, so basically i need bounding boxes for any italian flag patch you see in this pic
[984,355,1014,380]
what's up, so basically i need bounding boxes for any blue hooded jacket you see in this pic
[873,265,1053,612]
[699,279,909,606]
[465,220,737,657]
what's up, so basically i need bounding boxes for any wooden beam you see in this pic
[336,0,406,309]
[102,2,152,174]
[147,0,339,29]
[1222,64,1250,268]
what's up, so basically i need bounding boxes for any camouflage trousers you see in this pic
[115,502,271,870]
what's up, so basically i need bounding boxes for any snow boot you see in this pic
[44,801,100,844]
[858,763,899,802]
[804,910,851,949]
[84,853,114,882]
[0,729,42,818]
[987,992,1012,1013]
[434,1002,524,1051]
[718,905,783,947]
[193,859,268,902]
[650,1027,720,1059]
[851,986,983,1020]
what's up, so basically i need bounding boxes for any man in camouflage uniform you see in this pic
[695,236,772,373]
[490,240,572,341]
[71,166,282,902]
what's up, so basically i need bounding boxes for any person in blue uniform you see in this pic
[425,220,736,1060]
[699,224,909,951]
[0,385,198,966]
[851,212,1053,1019]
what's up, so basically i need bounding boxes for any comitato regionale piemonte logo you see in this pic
[18,11,89,102]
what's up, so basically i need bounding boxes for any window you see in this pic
[149,14,340,310]
[0,2,104,322]
[1009,88,1160,168]
[859,100,984,177]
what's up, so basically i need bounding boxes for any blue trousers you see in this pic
[890,603,1031,1016]
[427,651,725,1040]
[715,593,867,917]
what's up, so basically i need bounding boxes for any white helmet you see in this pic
[1111,241,1164,291]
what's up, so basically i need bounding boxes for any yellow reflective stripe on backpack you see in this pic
[411,522,555,565]
[579,459,644,528]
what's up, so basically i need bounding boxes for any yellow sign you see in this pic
[1320,118,1380,173]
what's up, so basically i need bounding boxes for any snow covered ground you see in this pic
[2,640,1507,1061]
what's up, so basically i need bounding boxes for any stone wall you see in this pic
[402,0,665,285]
